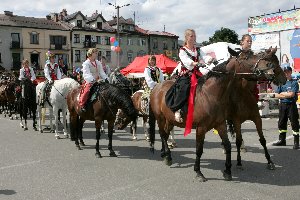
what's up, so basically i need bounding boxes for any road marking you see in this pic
[0,160,42,170]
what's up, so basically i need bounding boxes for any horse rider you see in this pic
[39,51,62,106]
[167,29,204,123]
[142,55,164,112]
[271,66,299,149]
[18,59,36,98]
[79,48,109,112]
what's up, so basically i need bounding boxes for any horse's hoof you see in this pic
[95,153,102,158]
[109,151,117,157]
[267,162,276,170]
[164,157,172,166]
[10,117,13,120]
[132,136,137,141]
[195,173,208,182]
[236,165,243,170]
[33,127,38,131]
[76,145,82,150]
[20,123,24,128]
[145,136,150,141]
[50,130,55,133]
[223,171,232,181]
[64,134,69,139]
[39,130,43,133]
[55,136,60,139]
[24,127,28,131]
[241,148,247,153]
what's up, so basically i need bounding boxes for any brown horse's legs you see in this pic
[95,128,102,158]
[107,120,117,157]
[253,116,275,170]
[159,129,172,166]
[217,124,232,181]
[78,118,85,146]
[234,121,243,168]
[194,126,207,182]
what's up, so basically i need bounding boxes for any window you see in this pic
[163,41,168,50]
[75,50,81,62]
[105,36,110,45]
[30,32,39,44]
[98,51,102,61]
[50,36,66,45]
[139,39,146,46]
[127,38,133,45]
[106,51,111,62]
[74,34,80,43]
[153,39,158,49]
[12,53,21,69]
[127,51,133,63]
[129,26,134,31]
[172,41,177,49]
[77,20,82,27]
[96,36,101,44]
[11,33,20,48]
[97,22,102,29]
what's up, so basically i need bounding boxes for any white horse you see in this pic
[36,78,80,139]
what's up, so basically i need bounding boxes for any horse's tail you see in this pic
[148,102,156,154]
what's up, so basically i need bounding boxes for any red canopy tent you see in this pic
[121,54,178,76]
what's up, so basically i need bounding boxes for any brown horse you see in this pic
[67,82,137,158]
[220,47,286,170]
[148,53,276,182]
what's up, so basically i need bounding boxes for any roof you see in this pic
[135,25,178,37]
[64,11,86,21]
[107,17,135,26]
[0,14,70,30]
[86,13,106,23]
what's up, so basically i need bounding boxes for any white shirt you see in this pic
[44,61,62,81]
[82,59,109,84]
[19,67,36,81]
[144,66,164,90]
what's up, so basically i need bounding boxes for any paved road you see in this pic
[0,111,299,200]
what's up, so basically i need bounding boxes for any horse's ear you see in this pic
[265,47,272,53]
[228,47,239,57]
[272,46,278,54]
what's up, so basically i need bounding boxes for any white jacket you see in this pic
[82,59,109,84]
[44,61,62,81]
[144,66,164,90]
[19,67,36,81]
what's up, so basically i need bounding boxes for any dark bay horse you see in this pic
[220,47,286,170]
[67,82,137,158]
[17,78,37,131]
[148,54,276,182]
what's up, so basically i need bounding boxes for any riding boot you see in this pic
[272,132,286,146]
[293,135,299,150]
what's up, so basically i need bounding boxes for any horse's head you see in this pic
[226,48,280,81]
[114,108,137,130]
[256,47,287,85]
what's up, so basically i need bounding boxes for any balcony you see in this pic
[83,41,96,48]
[10,41,22,49]
[49,44,69,50]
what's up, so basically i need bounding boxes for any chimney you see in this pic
[4,11,13,16]
[62,9,68,17]
[54,13,58,22]
[46,15,51,20]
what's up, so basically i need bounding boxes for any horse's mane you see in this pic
[205,60,229,80]
[95,83,136,117]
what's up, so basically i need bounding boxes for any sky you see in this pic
[0,0,299,42]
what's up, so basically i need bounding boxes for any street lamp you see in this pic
[108,2,130,69]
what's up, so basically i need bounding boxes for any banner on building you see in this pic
[251,33,280,51]
[248,9,300,34]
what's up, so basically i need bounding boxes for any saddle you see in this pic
[88,82,110,104]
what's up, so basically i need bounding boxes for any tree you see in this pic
[208,27,239,44]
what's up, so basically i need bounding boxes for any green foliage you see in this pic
[208,27,239,44]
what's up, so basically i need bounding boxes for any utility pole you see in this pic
[108,2,130,69]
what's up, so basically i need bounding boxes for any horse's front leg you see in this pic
[62,108,68,138]
[233,120,243,169]
[143,115,149,141]
[107,119,117,157]
[167,128,176,148]
[53,107,60,139]
[37,105,43,133]
[194,126,207,182]
[131,118,137,140]
[216,123,232,181]
[23,106,28,131]
[49,107,55,134]
[32,104,37,131]
[253,115,275,170]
